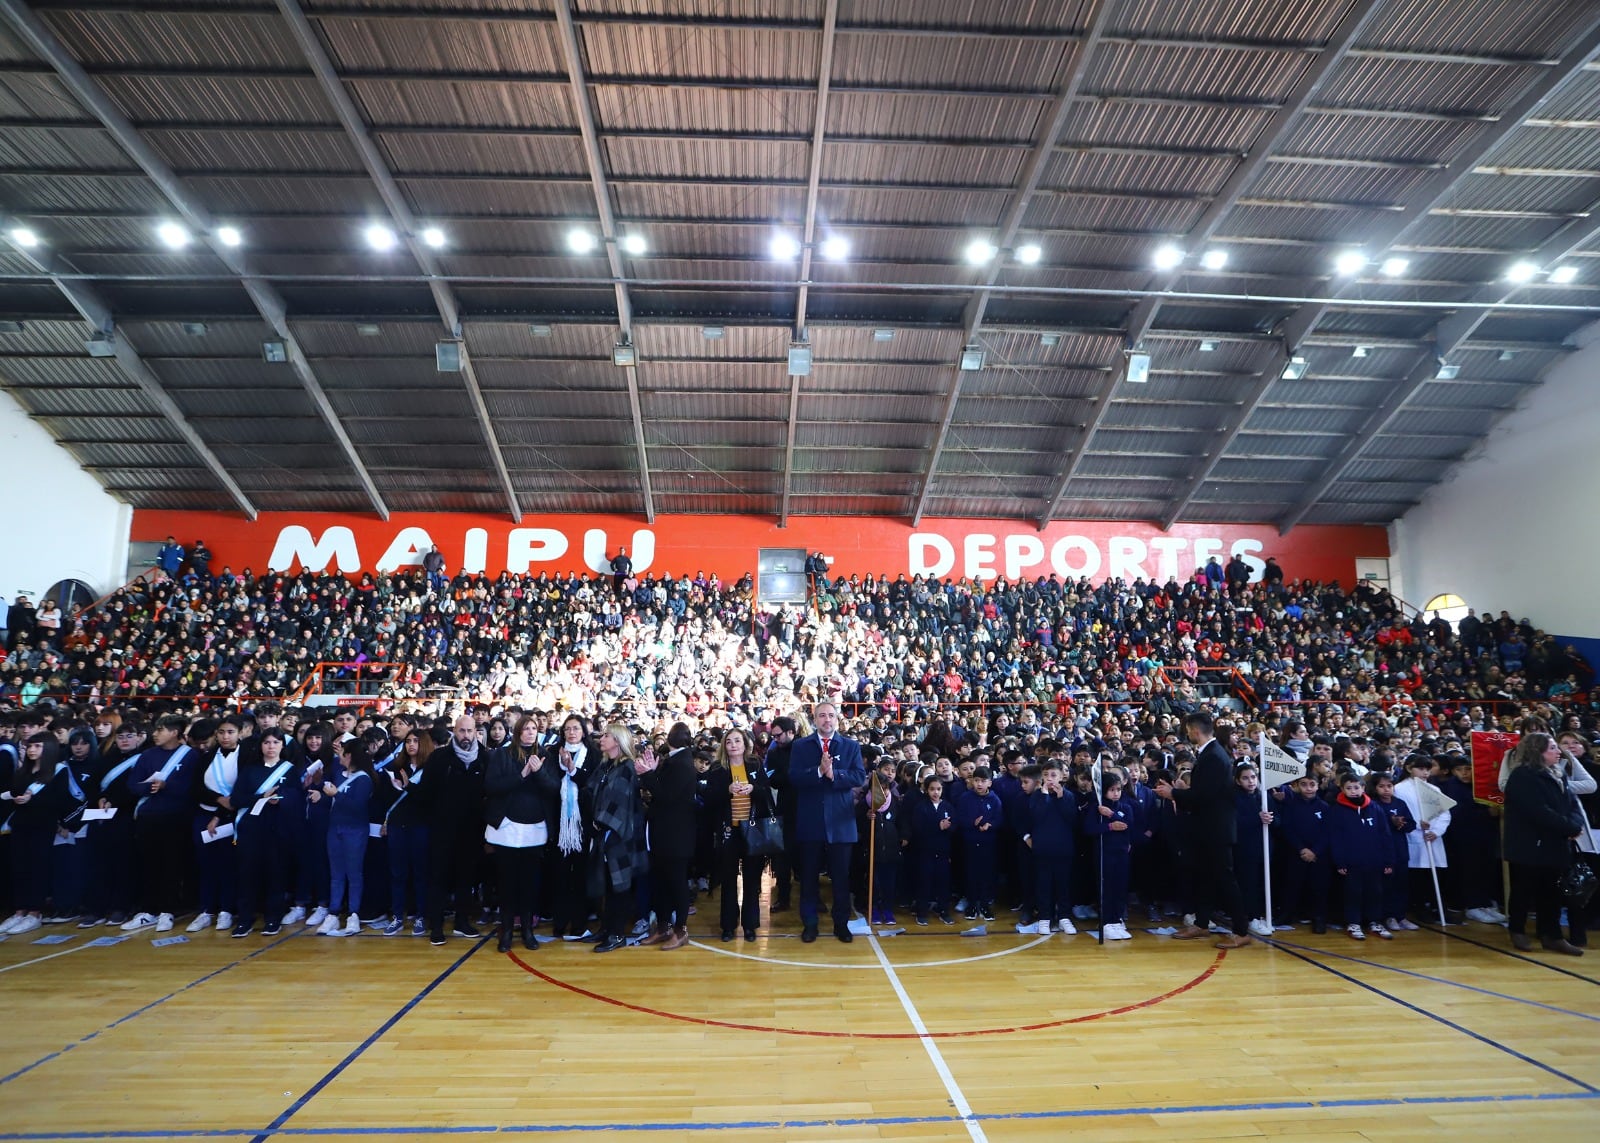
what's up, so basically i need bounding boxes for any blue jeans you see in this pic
[327,825,368,915]
[387,823,430,919]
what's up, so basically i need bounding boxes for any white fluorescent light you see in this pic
[421,226,446,249]
[1015,242,1042,265]
[872,328,895,342]
[820,235,850,261]
[1199,249,1228,271]
[1505,260,1539,284]
[770,232,800,260]
[156,221,191,249]
[436,340,463,373]
[1380,256,1409,277]
[364,223,397,252]
[355,322,381,336]
[1334,250,1366,276]
[216,225,242,248]
[567,229,598,254]
[1152,244,1184,271]
[788,343,812,376]
[1549,265,1579,285]
[1435,362,1460,380]
[8,226,39,248]
[620,233,647,256]
[1352,345,1370,358]
[528,323,552,337]
[1125,352,1151,384]
[1281,356,1309,380]
[1198,340,1218,352]
[964,239,997,265]
[958,345,985,371]
[701,325,725,340]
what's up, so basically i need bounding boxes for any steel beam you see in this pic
[274,0,520,522]
[0,220,257,516]
[778,0,838,529]
[551,0,653,522]
[908,0,1116,526]
[0,0,388,519]
[1156,12,1600,529]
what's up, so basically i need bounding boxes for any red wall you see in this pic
[132,511,1388,587]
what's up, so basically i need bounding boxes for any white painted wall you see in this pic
[0,388,132,600]
[1392,319,1600,636]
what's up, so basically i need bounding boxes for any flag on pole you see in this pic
[1469,730,1517,806]
[1412,779,1457,823]
[1257,733,1302,790]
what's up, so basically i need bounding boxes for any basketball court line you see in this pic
[863,930,987,1142]
[246,935,492,1143]
[1421,923,1600,985]
[1270,937,1600,1022]
[0,931,299,1087]
[686,932,1052,968]
[0,1090,1594,1140]
[1266,940,1598,1092]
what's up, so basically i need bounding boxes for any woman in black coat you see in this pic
[543,713,596,941]
[712,728,772,943]
[1503,732,1587,955]
[638,722,698,949]
[485,716,559,952]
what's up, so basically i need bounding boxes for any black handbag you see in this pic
[739,786,785,857]
[1559,847,1597,907]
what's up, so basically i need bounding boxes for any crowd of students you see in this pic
[2,685,1595,956]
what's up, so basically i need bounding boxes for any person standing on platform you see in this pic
[609,547,633,601]
[1163,711,1253,949]
[789,701,867,943]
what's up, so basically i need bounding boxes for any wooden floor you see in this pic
[2,885,1597,1142]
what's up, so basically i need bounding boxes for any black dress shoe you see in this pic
[721,929,734,942]
[744,927,757,942]
[1510,932,1535,951]
[801,924,818,943]
[497,927,514,953]
[1542,937,1584,956]
[522,924,538,951]
[593,935,626,953]
[834,925,854,944]
[1311,921,1327,935]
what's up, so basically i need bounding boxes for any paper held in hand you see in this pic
[1258,734,1303,790]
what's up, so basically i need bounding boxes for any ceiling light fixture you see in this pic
[820,235,850,261]
[156,221,191,249]
[1334,250,1366,276]
[261,340,287,363]
[1548,265,1579,285]
[620,233,647,256]
[363,223,397,252]
[770,232,800,261]
[964,239,997,265]
[8,226,39,248]
[567,229,598,255]
[1152,244,1184,271]
[215,225,242,248]
[1124,352,1151,384]
[1281,355,1309,380]
[1352,345,1370,358]
[1199,249,1228,271]
[612,340,636,367]
[85,332,116,357]
[872,328,895,342]
[421,226,446,249]
[1435,362,1460,380]
[1015,242,1042,265]
[788,342,812,376]
[355,322,381,336]
[1380,256,1409,277]
[528,323,552,337]
[701,326,725,340]
[1505,260,1540,284]
[958,345,985,371]
[1198,339,1218,352]
[436,339,463,373]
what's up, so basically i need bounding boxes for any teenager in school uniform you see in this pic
[956,765,1003,921]
[1394,753,1451,923]
[47,727,97,923]
[380,728,433,937]
[316,738,373,937]
[1329,773,1395,941]
[122,714,196,933]
[190,714,252,933]
[911,773,956,925]
[1278,772,1332,934]
[484,715,558,952]
[1083,769,1135,940]
[1366,771,1417,931]
[0,734,70,934]
[863,753,903,925]
[1231,763,1276,938]
[284,721,336,929]
[357,726,396,928]
[232,727,303,937]
[1019,761,1078,936]
[80,720,144,927]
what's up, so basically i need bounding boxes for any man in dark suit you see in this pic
[638,722,696,949]
[1160,710,1252,949]
[789,702,867,943]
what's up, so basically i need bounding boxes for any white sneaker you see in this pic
[1394,918,1420,931]
[306,906,329,927]
[338,912,362,937]
[1466,907,1500,925]
[216,911,233,931]
[1484,907,1509,924]
[1103,922,1133,941]
[121,912,157,931]
[1347,924,1366,941]
[0,914,22,934]
[11,915,41,935]
[155,913,174,932]
[186,912,213,933]
[1035,921,1053,935]
[1057,918,1077,935]
[281,905,306,925]
[1370,923,1393,941]
[317,913,341,935]
[1248,918,1275,938]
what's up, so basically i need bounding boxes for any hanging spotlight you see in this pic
[1015,242,1042,265]
[421,226,447,249]
[1281,355,1309,380]
[215,225,243,248]
[620,233,647,256]
[1548,265,1579,285]
[1151,244,1184,271]
[820,235,850,261]
[958,345,985,371]
[1124,352,1151,384]
[567,229,598,254]
[8,226,39,248]
[1380,256,1409,277]
[435,339,463,373]
[1505,260,1539,283]
[787,342,813,376]
[261,340,288,363]
[1199,249,1228,271]
[770,232,800,260]
[364,223,397,252]
[156,221,191,249]
[1334,250,1366,275]
[964,239,997,265]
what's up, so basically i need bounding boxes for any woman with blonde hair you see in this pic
[588,723,646,953]
[713,728,771,942]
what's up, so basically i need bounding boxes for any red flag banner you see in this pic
[1470,730,1519,806]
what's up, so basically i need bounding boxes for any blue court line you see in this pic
[1271,937,1600,1023]
[247,935,492,1143]
[1265,940,1598,1092]
[1421,923,1600,986]
[0,1090,1595,1139]
[0,932,299,1087]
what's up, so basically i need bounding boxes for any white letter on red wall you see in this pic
[267,525,359,574]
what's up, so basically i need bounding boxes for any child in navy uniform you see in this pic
[865,754,904,924]
[1233,763,1276,938]
[1279,772,1332,933]
[956,766,1003,921]
[1082,770,1135,940]
[911,775,955,925]
[1019,762,1078,936]
[1329,773,1395,940]
[1366,771,1416,931]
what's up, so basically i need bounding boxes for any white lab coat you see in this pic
[1395,777,1450,868]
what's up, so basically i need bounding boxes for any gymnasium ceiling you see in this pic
[1,0,1599,529]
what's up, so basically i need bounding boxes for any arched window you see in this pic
[1423,593,1469,626]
